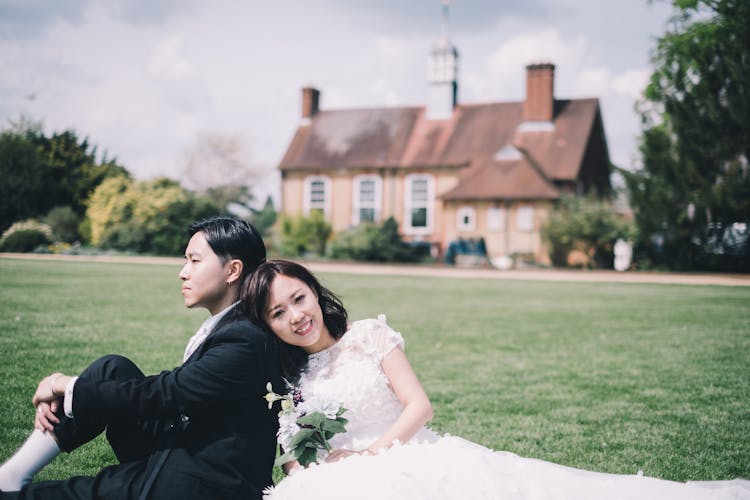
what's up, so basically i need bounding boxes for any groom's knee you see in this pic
[81,354,143,381]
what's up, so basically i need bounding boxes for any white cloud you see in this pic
[611,69,651,99]
[148,36,195,80]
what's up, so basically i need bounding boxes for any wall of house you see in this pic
[443,200,553,265]
[280,169,562,265]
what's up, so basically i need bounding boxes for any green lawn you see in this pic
[0,257,748,483]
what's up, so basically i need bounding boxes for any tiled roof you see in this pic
[279,97,605,200]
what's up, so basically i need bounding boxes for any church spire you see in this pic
[426,0,459,120]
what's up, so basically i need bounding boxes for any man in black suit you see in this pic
[0,216,282,499]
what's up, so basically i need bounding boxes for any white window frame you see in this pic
[516,205,535,232]
[457,205,476,232]
[487,206,506,232]
[403,174,435,235]
[303,176,331,217]
[352,174,382,225]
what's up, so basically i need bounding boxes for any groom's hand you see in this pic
[34,400,61,432]
[32,372,72,406]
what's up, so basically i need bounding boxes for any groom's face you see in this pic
[179,231,231,315]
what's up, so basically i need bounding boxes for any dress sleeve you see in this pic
[351,315,405,363]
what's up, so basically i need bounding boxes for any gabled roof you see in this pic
[279,96,606,200]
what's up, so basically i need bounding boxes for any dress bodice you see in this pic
[291,316,437,453]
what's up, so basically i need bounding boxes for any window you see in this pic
[516,205,534,232]
[303,176,331,216]
[404,174,434,234]
[352,175,382,225]
[457,206,476,232]
[487,207,506,231]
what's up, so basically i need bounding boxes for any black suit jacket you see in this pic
[70,312,282,500]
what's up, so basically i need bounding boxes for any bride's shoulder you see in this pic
[344,315,404,357]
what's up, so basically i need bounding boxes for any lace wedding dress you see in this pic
[264,317,749,500]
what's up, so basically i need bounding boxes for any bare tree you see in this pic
[181,131,270,214]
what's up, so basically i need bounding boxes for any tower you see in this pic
[426,0,458,120]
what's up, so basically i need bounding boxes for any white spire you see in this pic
[427,0,459,120]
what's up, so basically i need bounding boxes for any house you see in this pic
[278,26,611,266]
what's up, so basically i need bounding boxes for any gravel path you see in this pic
[2,253,748,287]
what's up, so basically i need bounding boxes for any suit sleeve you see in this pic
[71,321,274,419]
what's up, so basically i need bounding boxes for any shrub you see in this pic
[44,206,81,243]
[329,217,423,262]
[86,176,221,255]
[541,195,635,269]
[0,229,51,252]
[280,212,332,257]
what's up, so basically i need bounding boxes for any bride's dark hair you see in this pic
[241,259,348,380]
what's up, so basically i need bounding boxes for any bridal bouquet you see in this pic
[264,382,348,467]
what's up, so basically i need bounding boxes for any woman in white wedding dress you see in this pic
[242,259,749,500]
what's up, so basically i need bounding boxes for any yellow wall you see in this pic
[280,169,551,264]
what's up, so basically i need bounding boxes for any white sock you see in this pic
[0,430,61,491]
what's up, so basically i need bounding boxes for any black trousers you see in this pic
[2,355,161,500]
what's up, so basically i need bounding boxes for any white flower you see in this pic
[298,396,341,419]
[277,412,301,449]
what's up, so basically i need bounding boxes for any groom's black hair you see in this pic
[241,259,348,380]
[188,216,266,287]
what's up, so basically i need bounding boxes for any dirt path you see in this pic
[3,252,748,287]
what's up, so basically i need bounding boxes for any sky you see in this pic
[0,0,675,204]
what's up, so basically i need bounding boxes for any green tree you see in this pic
[248,196,277,237]
[0,121,130,232]
[0,130,47,232]
[280,212,331,257]
[541,195,634,269]
[623,0,750,270]
[86,177,220,255]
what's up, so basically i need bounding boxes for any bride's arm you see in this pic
[364,346,433,453]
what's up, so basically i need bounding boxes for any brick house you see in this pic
[278,33,611,265]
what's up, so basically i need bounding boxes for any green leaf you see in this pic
[321,419,346,434]
[273,450,298,467]
[288,428,315,448]
[297,412,326,428]
[297,447,319,468]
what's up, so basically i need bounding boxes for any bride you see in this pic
[241,259,749,500]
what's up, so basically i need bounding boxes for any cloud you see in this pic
[148,36,195,80]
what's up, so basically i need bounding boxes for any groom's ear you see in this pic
[226,259,243,285]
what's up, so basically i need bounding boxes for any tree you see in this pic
[180,132,270,214]
[0,130,47,232]
[541,195,634,269]
[0,120,130,233]
[86,177,220,255]
[623,0,750,270]
[248,196,277,238]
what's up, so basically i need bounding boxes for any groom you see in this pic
[0,216,282,500]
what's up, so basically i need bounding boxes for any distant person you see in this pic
[243,259,749,499]
[0,216,282,500]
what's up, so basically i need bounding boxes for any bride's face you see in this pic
[264,274,335,354]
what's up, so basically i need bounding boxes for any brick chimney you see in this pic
[524,63,555,122]
[301,87,320,121]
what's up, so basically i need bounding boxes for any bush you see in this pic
[541,195,634,269]
[86,176,221,255]
[44,206,81,243]
[0,229,51,252]
[280,212,332,257]
[329,217,423,262]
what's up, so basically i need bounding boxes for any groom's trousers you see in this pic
[3,355,165,500]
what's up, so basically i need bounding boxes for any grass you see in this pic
[0,257,748,483]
